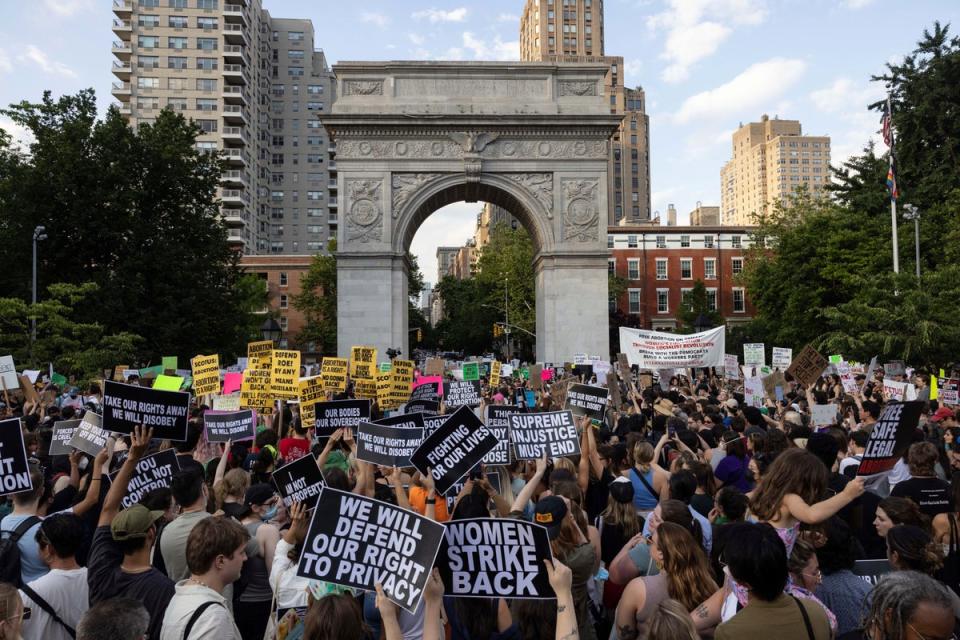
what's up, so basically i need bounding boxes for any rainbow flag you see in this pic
[886,155,899,201]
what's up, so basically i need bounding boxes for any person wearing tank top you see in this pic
[236,485,282,640]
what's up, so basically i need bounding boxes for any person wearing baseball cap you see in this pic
[931,406,958,428]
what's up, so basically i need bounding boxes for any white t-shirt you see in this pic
[160,581,241,640]
[839,454,862,474]
[19,567,89,640]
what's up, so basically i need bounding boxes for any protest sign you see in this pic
[410,380,442,403]
[313,399,371,437]
[858,401,924,476]
[422,414,449,440]
[444,472,501,512]
[489,360,501,387]
[102,380,190,441]
[112,365,129,382]
[212,393,241,412]
[811,404,838,428]
[424,358,445,377]
[565,384,607,422]
[619,326,725,368]
[160,356,177,372]
[838,363,859,393]
[271,350,301,399]
[862,355,880,392]
[50,420,81,456]
[483,405,520,466]
[771,348,792,370]
[616,353,632,383]
[761,370,787,400]
[940,378,959,405]
[405,399,440,416]
[411,406,498,495]
[190,354,220,396]
[462,362,480,381]
[297,488,444,612]
[247,340,273,368]
[607,373,621,410]
[68,412,109,457]
[300,402,316,430]
[354,377,378,401]
[744,377,764,408]
[592,361,610,385]
[356,421,424,467]
[222,372,243,395]
[379,362,393,373]
[852,559,893,587]
[350,346,378,380]
[786,345,829,386]
[571,364,592,381]
[272,454,325,510]
[443,381,482,408]
[22,370,40,384]
[0,418,32,497]
[883,379,907,401]
[298,376,326,407]
[108,449,180,509]
[321,357,348,392]
[884,361,906,377]
[528,364,543,390]
[152,375,184,391]
[203,410,256,442]
[724,354,740,379]
[240,369,273,413]
[18,375,38,404]
[0,356,18,391]
[437,518,555,599]
[374,412,426,430]
[509,411,580,460]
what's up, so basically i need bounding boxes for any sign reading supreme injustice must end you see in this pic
[509,410,580,459]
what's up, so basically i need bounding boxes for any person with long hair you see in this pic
[787,538,838,633]
[608,500,704,585]
[613,522,717,639]
[814,517,871,637]
[848,571,954,640]
[714,432,751,493]
[216,468,251,520]
[886,525,945,576]
[0,583,25,640]
[233,484,281,640]
[874,496,929,538]
[627,441,668,519]
[933,472,960,595]
[642,599,699,640]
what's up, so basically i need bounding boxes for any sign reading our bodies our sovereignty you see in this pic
[356,421,424,468]
[203,410,256,442]
[509,411,580,459]
[50,419,81,456]
[619,326,725,368]
[437,518,555,599]
[483,405,520,466]
[0,418,32,496]
[314,400,372,437]
[443,380,482,408]
[272,453,325,510]
[411,406,499,496]
[565,384,608,422]
[102,380,190,441]
[68,412,109,457]
[350,346,378,380]
[108,449,181,509]
[858,401,924,476]
[190,354,221,396]
[271,350,301,399]
[297,488,445,612]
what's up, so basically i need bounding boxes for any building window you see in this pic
[197,37,218,50]
[137,77,160,89]
[167,97,187,111]
[704,235,714,248]
[306,191,322,201]
[607,235,614,249]
[657,290,669,313]
[307,84,324,95]
[136,97,159,110]
[196,57,217,70]
[270,242,284,254]
[196,98,217,111]
[628,289,641,314]
[196,119,217,133]
[139,14,160,27]
[168,37,188,50]
[168,77,187,90]
[656,235,666,249]
[307,208,323,218]
[680,235,690,248]
[706,289,718,311]
[627,259,640,280]
[655,258,668,280]
[271,191,284,202]
[627,235,637,248]
[288,67,304,77]
[166,15,187,28]
[139,0,160,6]
[306,102,324,111]
[732,257,744,275]
[607,259,615,275]
[280,294,288,309]
[733,288,746,313]
[167,56,187,69]
[169,0,187,7]
[197,17,218,29]
[680,258,692,279]
[138,36,160,48]
[137,56,159,69]
[197,0,217,9]
[704,258,716,280]
[196,78,217,91]
[288,31,304,42]
[307,225,324,234]
[731,235,742,248]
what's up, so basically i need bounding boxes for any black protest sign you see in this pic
[356,422,423,468]
[0,418,32,497]
[374,412,427,431]
[50,419,81,456]
[108,449,181,509]
[273,454,325,509]
[483,405,521,466]
[438,518,555,599]
[422,415,449,440]
[443,381,482,408]
[405,399,440,416]
[409,381,441,404]
[571,364,593,381]
[314,400,372,437]
[102,380,190,441]
[445,472,502,513]
[852,558,893,587]
[509,411,581,460]
[410,406,498,495]
[564,384,608,422]
[297,488,445,612]
[203,410,256,442]
[68,412,110,457]
[857,401,924,476]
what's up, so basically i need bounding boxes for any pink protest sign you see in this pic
[413,376,444,396]
[222,372,244,395]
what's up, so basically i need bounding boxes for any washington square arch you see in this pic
[326,61,622,363]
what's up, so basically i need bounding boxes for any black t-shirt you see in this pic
[691,493,714,519]
[891,476,953,517]
[584,467,614,524]
[87,525,176,640]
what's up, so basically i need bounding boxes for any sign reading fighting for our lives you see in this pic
[108,449,181,509]
[314,399,372,437]
[483,405,521,466]
[437,518,555,599]
[858,401,924,476]
[297,488,445,612]
[565,383,608,422]
[0,418,32,497]
[443,380,482,408]
[411,406,498,496]
[68,412,109,457]
[102,380,190,441]
[203,410,257,442]
[619,326,725,368]
[509,410,581,459]
[273,453,325,510]
[356,421,424,468]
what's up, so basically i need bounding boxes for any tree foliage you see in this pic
[677,280,724,334]
[293,239,338,356]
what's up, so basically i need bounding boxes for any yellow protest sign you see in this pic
[191,354,220,396]
[392,359,415,383]
[300,401,316,429]
[247,341,273,370]
[153,374,184,391]
[354,378,378,400]
[321,357,349,392]
[240,369,273,413]
[376,370,400,410]
[489,360,501,387]
[298,376,326,406]
[270,350,300,399]
[350,346,378,380]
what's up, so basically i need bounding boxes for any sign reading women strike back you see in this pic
[0,418,32,497]
[297,488,445,612]
[203,410,257,442]
[108,449,181,509]
[437,518,555,599]
[509,411,580,459]
[411,406,498,495]
[564,384,608,422]
[102,380,190,441]
[858,401,924,476]
[272,454,326,510]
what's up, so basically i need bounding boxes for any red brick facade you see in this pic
[238,255,317,359]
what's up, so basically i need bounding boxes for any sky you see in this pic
[1,0,957,282]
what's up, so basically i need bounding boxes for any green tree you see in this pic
[293,239,338,356]
[677,280,723,334]
[434,276,497,355]
[475,223,536,358]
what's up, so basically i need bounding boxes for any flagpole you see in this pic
[891,197,899,274]
[884,94,900,274]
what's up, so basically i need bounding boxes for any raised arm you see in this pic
[213,439,232,489]
[577,417,591,493]
[98,426,153,527]
[544,560,579,640]
[781,477,864,524]
[510,454,547,513]
[72,447,110,517]
[316,429,343,470]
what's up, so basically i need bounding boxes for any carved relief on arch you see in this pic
[391,173,446,218]
[504,173,554,220]
[562,179,600,243]
[345,178,384,243]
[342,79,384,96]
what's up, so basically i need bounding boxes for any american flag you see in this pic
[881,96,894,148]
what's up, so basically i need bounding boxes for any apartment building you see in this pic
[519,0,651,224]
[436,246,460,282]
[720,114,831,226]
[110,0,336,255]
[473,203,519,252]
[238,254,313,354]
[689,204,721,227]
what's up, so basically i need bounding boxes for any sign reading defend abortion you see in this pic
[410,406,498,495]
[273,454,325,510]
[108,449,181,509]
[102,380,190,441]
[509,411,580,459]
[297,488,445,612]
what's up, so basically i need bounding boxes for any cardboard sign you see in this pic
[203,410,256,442]
[509,411,580,460]
[18,375,38,404]
[350,346,378,380]
[102,380,190,441]
[489,360,501,387]
[724,354,740,379]
[272,454,325,509]
[0,418,32,496]
[443,381,482,408]
[883,379,907,401]
[838,363,859,393]
[68,412,110,457]
[424,357,445,377]
[811,404,837,427]
[50,419,81,456]
[744,377,764,408]
[240,369,273,413]
[565,383,607,422]
[271,350,301,399]
[411,406,498,495]
[862,355,880,392]
[298,376,326,407]
[858,401,924,476]
[616,353,632,383]
[786,345,829,386]
[483,405,520,466]
[762,370,787,400]
[619,326,725,368]
[462,362,480,381]
[314,399,371,437]
[356,421,423,468]
[212,393,241,412]
[771,347,792,370]
[152,374,184,391]
[191,354,221,396]
[108,449,181,509]
[296,488,445,612]
[438,518,555,599]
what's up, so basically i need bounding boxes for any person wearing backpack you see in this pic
[0,466,46,586]
[19,513,89,640]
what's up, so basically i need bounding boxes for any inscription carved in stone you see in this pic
[345,179,383,243]
[562,179,600,242]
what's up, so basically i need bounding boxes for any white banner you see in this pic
[619,326,725,369]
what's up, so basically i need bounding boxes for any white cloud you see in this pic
[497,13,519,22]
[0,48,12,74]
[843,0,875,8]
[809,77,886,164]
[360,12,390,28]
[17,45,76,78]
[623,59,643,86]
[0,116,33,149]
[410,202,481,282]
[408,33,425,46]
[461,32,519,60]
[810,77,885,113]
[412,8,468,23]
[674,57,807,123]
[40,0,92,17]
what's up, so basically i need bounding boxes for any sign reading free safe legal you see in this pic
[102,380,190,441]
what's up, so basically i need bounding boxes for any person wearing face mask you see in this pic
[234,484,281,640]
[159,468,212,582]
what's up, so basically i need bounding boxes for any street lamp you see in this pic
[694,312,710,334]
[902,204,921,280]
[30,225,47,364]
[260,317,282,344]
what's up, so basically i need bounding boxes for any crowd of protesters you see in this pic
[0,359,958,640]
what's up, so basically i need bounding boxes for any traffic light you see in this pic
[416,328,423,342]
[493,323,501,337]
